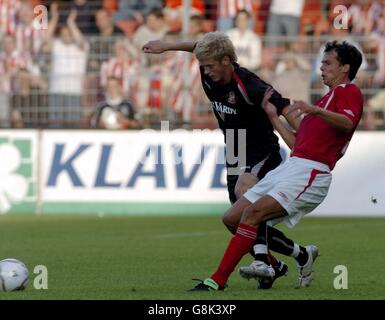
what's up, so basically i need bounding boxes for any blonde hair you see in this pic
[193,32,237,62]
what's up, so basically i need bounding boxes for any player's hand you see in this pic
[262,87,278,119]
[287,100,319,118]
[142,40,167,54]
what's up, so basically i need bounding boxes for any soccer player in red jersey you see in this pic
[187,40,363,291]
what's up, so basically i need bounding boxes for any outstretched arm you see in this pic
[142,40,197,54]
[262,88,296,149]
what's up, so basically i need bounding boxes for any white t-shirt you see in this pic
[226,29,262,71]
[270,0,304,17]
[49,39,88,95]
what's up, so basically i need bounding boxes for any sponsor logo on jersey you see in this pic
[277,191,289,202]
[343,109,355,117]
[227,91,237,104]
[211,101,238,115]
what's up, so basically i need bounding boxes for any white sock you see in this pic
[290,243,300,258]
[253,244,268,255]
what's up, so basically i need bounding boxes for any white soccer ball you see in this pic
[0,258,29,292]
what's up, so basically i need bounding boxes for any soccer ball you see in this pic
[0,258,29,292]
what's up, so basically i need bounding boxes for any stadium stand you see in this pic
[0,0,383,130]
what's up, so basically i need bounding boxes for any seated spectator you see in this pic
[91,76,141,129]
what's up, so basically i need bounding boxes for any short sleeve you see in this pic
[246,78,290,115]
[334,85,363,127]
[121,100,136,120]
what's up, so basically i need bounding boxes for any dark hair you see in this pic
[324,40,363,81]
[190,15,204,23]
[147,8,164,19]
[236,9,251,19]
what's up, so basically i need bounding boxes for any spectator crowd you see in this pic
[1,0,385,130]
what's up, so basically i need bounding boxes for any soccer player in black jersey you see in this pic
[143,32,316,290]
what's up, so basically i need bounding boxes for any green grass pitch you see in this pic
[0,215,384,300]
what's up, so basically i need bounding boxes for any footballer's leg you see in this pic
[234,168,304,287]
[267,226,312,267]
[227,172,285,284]
[267,226,319,288]
[206,195,287,290]
[234,172,259,200]
[249,154,315,269]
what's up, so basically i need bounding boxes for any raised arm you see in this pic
[67,10,86,50]
[45,2,59,44]
[262,88,296,149]
[142,40,197,54]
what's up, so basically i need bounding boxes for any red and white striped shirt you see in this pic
[0,0,20,35]
[100,57,139,98]
[166,52,202,116]
[12,22,46,60]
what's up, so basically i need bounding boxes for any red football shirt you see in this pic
[292,83,363,170]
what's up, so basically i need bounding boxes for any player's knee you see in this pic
[222,212,238,233]
[241,205,264,226]
[234,183,247,200]
[223,221,237,234]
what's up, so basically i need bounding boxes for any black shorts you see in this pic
[226,151,283,204]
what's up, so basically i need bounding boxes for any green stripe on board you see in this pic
[8,203,36,214]
[42,202,230,215]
